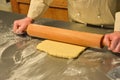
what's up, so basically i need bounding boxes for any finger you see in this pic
[109,37,119,50]
[16,24,27,34]
[16,30,24,34]
[13,21,19,33]
[103,35,111,47]
[113,40,120,53]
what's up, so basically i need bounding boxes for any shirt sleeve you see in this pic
[114,12,120,31]
[27,0,53,19]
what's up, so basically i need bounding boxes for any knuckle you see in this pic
[104,34,110,38]
[14,20,18,24]
[113,36,119,40]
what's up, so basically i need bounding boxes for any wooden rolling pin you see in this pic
[26,24,104,48]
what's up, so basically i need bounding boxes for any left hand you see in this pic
[103,31,120,53]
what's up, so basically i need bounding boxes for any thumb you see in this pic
[103,34,111,47]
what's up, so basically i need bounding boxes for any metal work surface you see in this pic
[0,11,120,80]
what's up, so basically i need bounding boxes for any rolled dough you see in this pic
[36,40,86,59]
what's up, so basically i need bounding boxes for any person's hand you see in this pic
[103,31,120,53]
[13,17,33,34]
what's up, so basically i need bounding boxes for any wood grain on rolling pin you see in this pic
[26,24,104,48]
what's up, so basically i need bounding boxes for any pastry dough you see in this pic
[36,40,86,59]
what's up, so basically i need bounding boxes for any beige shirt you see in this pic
[27,0,120,31]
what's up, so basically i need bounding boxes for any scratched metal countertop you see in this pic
[0,10,120,80]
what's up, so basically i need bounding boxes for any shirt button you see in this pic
[97,15,101,19]
[101,25,104,28]
[77,13,80,16]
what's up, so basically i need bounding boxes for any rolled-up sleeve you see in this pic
[27,0,53,19]
[114,12,120,31]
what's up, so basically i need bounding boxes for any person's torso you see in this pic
[68,0,120,27]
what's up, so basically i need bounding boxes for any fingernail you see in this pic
[16,30,23,34]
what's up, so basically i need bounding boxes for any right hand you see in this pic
[103,31,120,53]
[13,17,33,34]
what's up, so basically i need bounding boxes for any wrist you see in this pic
[114,31,120,33]
[24,17,34,23]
